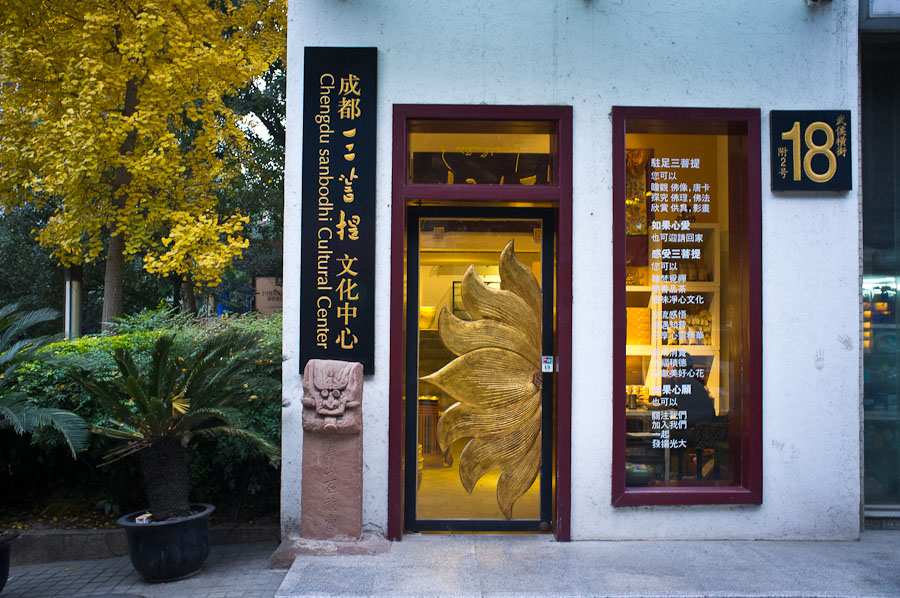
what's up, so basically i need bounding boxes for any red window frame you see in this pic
[611,106,763,506]
[387,104,573,539]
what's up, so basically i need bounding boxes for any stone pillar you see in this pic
[64,265,82,340]
[300,360,363,541]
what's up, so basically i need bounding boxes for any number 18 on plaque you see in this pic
[770,110,851,191]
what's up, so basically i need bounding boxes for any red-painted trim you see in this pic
[611,106,763,507]
[611,107,628,502]
[613,486,761,507]
[745,109,764,503]
[400,184,561,202]
[553,106,573,542]
[387,106,407,540]
[392,103,568,122]
[388,104,573,540]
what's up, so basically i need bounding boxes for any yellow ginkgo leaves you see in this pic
[0,0,285,288]
[143,211,250,287]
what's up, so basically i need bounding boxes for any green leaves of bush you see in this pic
[4,308,283,514]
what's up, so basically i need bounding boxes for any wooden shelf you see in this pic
[626,345,654,356]
[626,344,719,356]
[658,344,719,355]
[866,410,900,422]
[867,322,898,329]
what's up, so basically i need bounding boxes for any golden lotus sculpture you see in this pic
[420,240,542,519]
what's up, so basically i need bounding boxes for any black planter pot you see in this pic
[118,503,215,583]
[0,530,19,594]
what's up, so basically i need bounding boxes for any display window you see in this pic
[862,44,900,512]
[388,105,573,538]
[612,107,762,506]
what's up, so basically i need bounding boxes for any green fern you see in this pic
[66,332,280,459]
[60,330,280,519]
[0,304,88,458]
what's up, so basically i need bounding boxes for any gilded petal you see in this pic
[436,307,540,364]
[461,266,541,349]
[499,241,542,323]
[420,347,539,410]
[424,237,546,519]
[457,409,542,494]
[437,392,541,452]
[497,431,542,519]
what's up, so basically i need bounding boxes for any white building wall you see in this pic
[284,0,861,540]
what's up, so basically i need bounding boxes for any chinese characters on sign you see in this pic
[770,110,851,191]
[646,156,711,451]
[300,48,376,373]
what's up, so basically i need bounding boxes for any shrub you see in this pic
[1,310,283,521]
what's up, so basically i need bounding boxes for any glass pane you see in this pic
[871,0,900,17]
[622,127,747,488]
[416,217,543,520]
[862,46,900,507]
[863,276,900,505]
[408,120,556,185]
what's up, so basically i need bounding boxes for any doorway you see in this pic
[387,104,573,539]
[404,206,555,532]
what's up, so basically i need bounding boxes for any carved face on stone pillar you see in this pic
[301,360,363,434]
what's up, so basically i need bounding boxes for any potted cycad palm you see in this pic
[64,331,279,582]
[0,304,88,594]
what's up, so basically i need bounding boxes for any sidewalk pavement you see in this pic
[3,541,285,598]
[4,532,900,598]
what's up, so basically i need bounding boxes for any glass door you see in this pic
[405,206,555,532]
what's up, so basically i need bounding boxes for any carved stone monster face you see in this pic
[301,360,363,434]
[315,386,348,417]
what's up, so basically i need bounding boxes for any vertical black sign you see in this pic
[770,110,851,191]
[300,47,376,373]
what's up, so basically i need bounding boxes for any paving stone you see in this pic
[7,534,900,598]
[4,541,282,598]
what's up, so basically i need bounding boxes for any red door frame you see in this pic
[387,104,573,540]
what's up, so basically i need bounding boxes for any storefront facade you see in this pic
[282,1,862,540]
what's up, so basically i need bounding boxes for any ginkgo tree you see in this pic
[0,0,285,328]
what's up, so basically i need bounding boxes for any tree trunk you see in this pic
[183,274,198,315]
[101,235,125,331]
[100,76,140,331]
[139,437,191,520]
